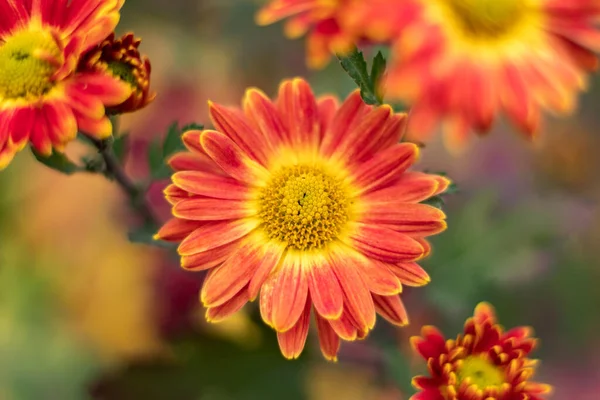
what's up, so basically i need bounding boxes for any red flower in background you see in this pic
[410,302,552,400]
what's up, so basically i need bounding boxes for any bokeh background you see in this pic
[1,1,600,399]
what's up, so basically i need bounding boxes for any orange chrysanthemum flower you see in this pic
[355,0,600,152]
[155,77,449,360]
[0,0,132,169]
[410,303,552,400]
[79,32,155,114]
[256,0,363,68]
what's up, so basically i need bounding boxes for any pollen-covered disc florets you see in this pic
[0,30,62,100]
[80,32,155,114]
[259,165,350,250]
[447,0,526,38]
[410,302,552,400]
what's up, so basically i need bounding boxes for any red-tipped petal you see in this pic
[351,143,419,195]
[328,311,358,341]
[277,78,320,148]
[355,258,403,296]
[180,241,239,271]
[362,172,443,204]
[315,312,341,361]
[243,88,288,150]
[154,218,204,242]
[387,262,431,287]
[200,130,269,184]
[346,222,425,263]
[329,247,376,331]
[248,240,286,300]
[373,294,408,326]
[173,198,255,221]
[163,184,190,205]
[172,171,251,200]
[178,219,259,256]
[307,254,343,320]
[209,101,270,164]
[361,203,447,236]
[201,238,264,307]
[260,274,277,327]
[168,152,224,175]
[277,298,311,359]
[410,326,446,360]
[270,252,309,332]
[205,289,249,323]
[181,130,205,154]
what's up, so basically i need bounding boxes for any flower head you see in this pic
[362,0,600,152]
[0,0,132,170]
[410,302,552,400]
[155,77,449,360]
[79,32,156,114]
[256,0,363,68]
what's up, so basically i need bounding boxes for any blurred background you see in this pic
[1,0,600,398]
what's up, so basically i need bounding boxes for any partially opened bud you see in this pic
[80,33,156,114]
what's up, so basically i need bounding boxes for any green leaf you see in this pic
[370,51,387,103]
[162,122,190,159]
[147,122,204,180]
[338,48,380,105]
[32,149,81,175]
[147,140,164,178]
[422,196,445,210]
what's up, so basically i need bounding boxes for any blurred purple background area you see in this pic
[0,1,599,399]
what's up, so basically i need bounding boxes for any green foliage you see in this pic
[95,334,307,399]
[31,149,81,175]
[148,122,204,179]
[128,222,175,249]
[422,191,557,315]
[338,49,387,105]
[112,132,129,163]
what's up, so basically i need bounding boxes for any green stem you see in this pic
[89,136,159,227]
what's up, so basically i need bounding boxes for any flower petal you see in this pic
[329,245,376,332]
[277,78,320,149]
[260,274,277,327]
[270,251,309,332]
[362,172,446,204]
[173,198,255,221]
[180,241,240,271]
[168,151,224,175]
[178,219,259,256]
[373,294,408,326]
[307,253,343,320]
[200,237,264,307]
[361,203,447,237]
[243,88,288,150]
[200,130,269,184]
[387,262,430,287]
[351,143,419,195]
[172,170,251,200]
[328,311,358,341]
[277,297,311,359]
[410,326,446,360]
[209,101,270,164]
[315,312,341,361]
[205,288,249,323]
[154,218,204,242]
[355,259,403,296]
[248,240,286,300]
[346,222,425,263]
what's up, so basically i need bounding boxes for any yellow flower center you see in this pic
[0,30,61,99]
[258,165,349,250]
[456,356,505,389]
[447,0,525,37]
